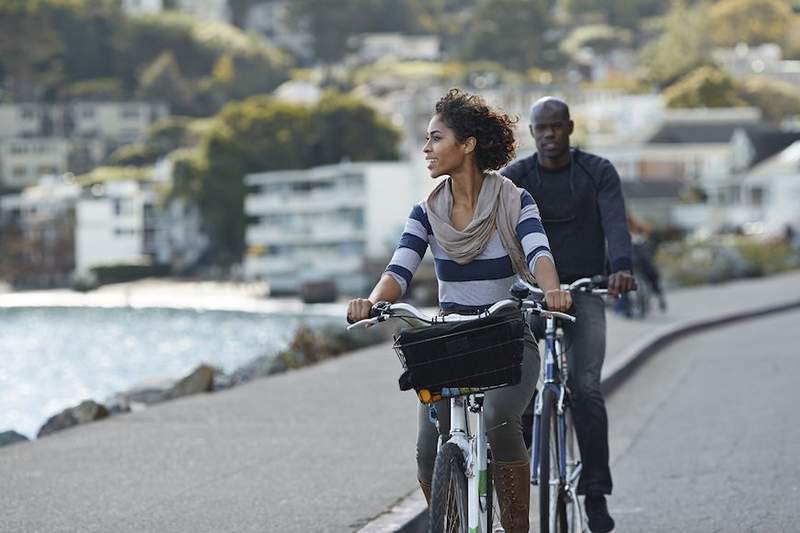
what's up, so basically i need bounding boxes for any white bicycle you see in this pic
[348,286,575,533]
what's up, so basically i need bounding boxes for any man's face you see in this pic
[529,108,573,161]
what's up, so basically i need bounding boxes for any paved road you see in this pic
[606,308,800,532]
[1,272,800,532]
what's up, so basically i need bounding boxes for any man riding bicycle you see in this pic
[502,97,635,533]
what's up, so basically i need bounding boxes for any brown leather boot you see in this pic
[419,478,432,506]
[492,459,530,533]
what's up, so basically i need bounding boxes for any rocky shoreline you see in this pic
[0,322,388,448]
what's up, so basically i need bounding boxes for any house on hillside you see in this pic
[707,140,800,234]
[0,177,80,287]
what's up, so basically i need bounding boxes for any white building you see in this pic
[75,180,161,276]
[244,1,312,61]
[714,43,800,86]
[0,101,168,189]
[0,138,70,189]
[351,33,441,63]
[705,140,800,234]
[174,0,230,23]
[74,168,208,278]
[0,177,81,286]
[244,160,432,294]
[122,0,163,16]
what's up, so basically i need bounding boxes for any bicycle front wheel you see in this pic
[539,388,568,533]
[430,442,468,533]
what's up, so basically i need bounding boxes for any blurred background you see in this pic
[1,0,800,439]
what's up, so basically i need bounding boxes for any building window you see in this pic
[12,166,28,178]
[20,108,36,120]
[10,144,27,154]
[82,107,95,119]
[37,165,58,176]
[121,107,141,119]
[114,228,136,236]
[113,199,134,217]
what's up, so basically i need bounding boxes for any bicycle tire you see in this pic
[485,452,494,531]
[539,389,568,533]
[430,442,468,533]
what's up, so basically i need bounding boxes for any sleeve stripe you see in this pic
[520,189,534,208]
[390,246,423,272]
[398,233,427,257]
[516,217,546,240]
[403,218,429,241]
[526,245,551,265]
[386,264,413,285]
[410,204,432,234]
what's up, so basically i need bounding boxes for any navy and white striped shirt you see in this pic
[385,188,554,312]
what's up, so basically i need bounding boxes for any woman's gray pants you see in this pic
[416,327,540,483]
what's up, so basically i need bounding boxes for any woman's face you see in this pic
[423,114,470,178]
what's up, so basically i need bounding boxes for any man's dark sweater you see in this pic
[503,149,632,283]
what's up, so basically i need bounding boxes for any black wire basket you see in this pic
[393,308,525,404]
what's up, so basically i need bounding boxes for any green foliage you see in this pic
[564,0,667,29]
[638,1,713,88]
[657,236,798,287]
[663,66,747,108]
[663,68,800,123]
[137,51,194,115]
[560,24,633,59]
[708,0,793,47]
[0,0,64,100]
[287,0,423,63]
[0,1,291,114]
[460,0,553,70]
[62,78,124,100]
[181,93,400,264]
[737,76,800,124]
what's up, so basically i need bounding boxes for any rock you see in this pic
[167,365,214,399]
[0,430,29,448]
[228,354,287,386]
[115,377,176,406]
[37,400,110,438]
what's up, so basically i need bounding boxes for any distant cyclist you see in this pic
[502,97,634,533]
[347,89,570,532]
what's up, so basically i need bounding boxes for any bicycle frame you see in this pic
[440,394,493,533]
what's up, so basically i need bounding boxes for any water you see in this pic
[0,307,336,439]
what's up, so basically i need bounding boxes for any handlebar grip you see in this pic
[590,275,608,289]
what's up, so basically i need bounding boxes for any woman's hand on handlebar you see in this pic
[347,298,375,324]
[545,289,572,312]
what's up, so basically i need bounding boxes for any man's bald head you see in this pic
[528,96,573,167]
[529,97,570,124]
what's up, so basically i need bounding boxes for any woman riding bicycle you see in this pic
[346,88,571,532]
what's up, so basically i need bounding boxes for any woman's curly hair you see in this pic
[434,88,517,172]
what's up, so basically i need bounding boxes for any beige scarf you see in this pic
[425,171,535,284]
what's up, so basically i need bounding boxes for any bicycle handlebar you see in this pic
[346,296,576,331]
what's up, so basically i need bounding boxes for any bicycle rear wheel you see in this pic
[539,388,568,533]
[430,442,468,533]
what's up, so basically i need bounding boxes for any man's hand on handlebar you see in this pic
[608,270,636,298]
[347,298,374,324]
[545,289,572,312]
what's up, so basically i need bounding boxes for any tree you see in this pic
[638,0,712,88]
[708,0,793,47]
[460,0,553,70]
[737,75,800,124]
[287,0,423,64]
[663,66,747,108]
[0,0,63,100]
[192,94,400,263]
[137,51,194,115]
[560,24,633,60]
[564,0,667,29]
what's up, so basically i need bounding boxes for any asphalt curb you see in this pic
[357,297,800,533]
